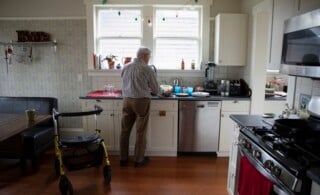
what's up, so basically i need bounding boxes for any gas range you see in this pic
[238,117,320,194]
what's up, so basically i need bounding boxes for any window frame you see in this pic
[153,6,202,70]
[85,0,211,76]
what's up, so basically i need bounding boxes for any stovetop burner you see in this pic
[246,119,320,170]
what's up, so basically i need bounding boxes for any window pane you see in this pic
[155,39,199,69]
[155,10,199,37]
[98,39,141,68]
[97,9,142,37]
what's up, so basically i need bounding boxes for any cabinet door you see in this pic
[215,13,247,66]
[227,124,240,195]
[219,111,246,154]
[147,110,178,156]
[227,163,237,195]
[82,100,116,150]
[296,0,320,15]
[83,112,115,150]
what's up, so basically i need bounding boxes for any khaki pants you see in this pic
[120,97,150,162]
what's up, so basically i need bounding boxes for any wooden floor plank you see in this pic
[0,151,229,195]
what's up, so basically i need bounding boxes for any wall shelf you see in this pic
[0,40,57,46]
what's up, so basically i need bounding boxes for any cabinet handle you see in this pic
[221,113,224,117]
[110,113,114,116]
[219,60,222,63]
[159,110,166,116]
[96,99,101,102]
[233,100,238,103]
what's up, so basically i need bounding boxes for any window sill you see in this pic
[87,69,203,77]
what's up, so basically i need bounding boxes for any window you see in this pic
[96,8,142,69]
[95,5,202,70]
[154,9,200,69]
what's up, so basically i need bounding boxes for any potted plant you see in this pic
[105,54,117,69]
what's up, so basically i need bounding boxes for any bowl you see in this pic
[160,85,173,97]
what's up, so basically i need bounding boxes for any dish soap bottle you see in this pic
[191,59,195,70]
[181,59,185,70]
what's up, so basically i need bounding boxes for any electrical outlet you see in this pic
[299,94,311,109]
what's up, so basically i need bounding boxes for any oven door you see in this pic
[238,137,293,195]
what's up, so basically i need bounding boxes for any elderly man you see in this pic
[120,47,159,167]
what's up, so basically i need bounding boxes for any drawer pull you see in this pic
[159,110,166,116]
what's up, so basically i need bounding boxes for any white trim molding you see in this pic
[84,0,212,71]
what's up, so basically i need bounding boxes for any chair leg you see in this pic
[31,157,39,172]
[20,158,27,173]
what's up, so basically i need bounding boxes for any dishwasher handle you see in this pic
[196,104,205,108]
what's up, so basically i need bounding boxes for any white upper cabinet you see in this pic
[268,0,296,71]
[214,13,248,66]
[295,0,320,15]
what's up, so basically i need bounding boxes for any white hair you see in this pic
[136,47,151,57]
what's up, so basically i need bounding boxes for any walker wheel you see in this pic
[103,165,112,184]
[59,175,73,195]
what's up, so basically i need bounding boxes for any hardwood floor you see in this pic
[0,151,229,195]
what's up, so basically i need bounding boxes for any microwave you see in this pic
[280,9,320,78]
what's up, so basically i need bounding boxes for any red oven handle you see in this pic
[238,144,293,195]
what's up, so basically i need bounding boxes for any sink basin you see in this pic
[86,90,122,98]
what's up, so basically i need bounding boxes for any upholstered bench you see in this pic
[0,96,57,170]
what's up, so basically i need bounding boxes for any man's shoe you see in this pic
[134,157,150,168]
[120,159,129,167]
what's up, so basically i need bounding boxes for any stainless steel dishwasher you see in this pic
[178,101,221,153]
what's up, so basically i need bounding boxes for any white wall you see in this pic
[0,0,85,17]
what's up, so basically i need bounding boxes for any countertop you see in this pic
[265,95,286,101]
[230,114,320,185]
[79,91,251,101]
[229,114,271,128]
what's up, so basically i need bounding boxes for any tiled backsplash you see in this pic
[294,77,320,109]
[0,19,91,127]
[93,66,248,91]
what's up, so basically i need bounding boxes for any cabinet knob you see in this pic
[221,113,224,117]
[110,113,114,116]
[219,60,222,63]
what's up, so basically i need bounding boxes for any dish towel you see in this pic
[238,156,273,195]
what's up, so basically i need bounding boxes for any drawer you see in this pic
[150,100,178,111]
[222,100,250,112]
[82,100,114,111]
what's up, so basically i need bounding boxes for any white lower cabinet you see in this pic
[147,100,178,156]
[82,100,119,151]
[218,100,250,157]
[82,99,178,156]
[227,124,240,195]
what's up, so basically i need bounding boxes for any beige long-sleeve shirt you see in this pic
[121,58,159,98]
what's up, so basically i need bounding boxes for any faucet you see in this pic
[173,77,181,86]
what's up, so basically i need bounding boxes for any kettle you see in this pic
[205,62,216,81]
